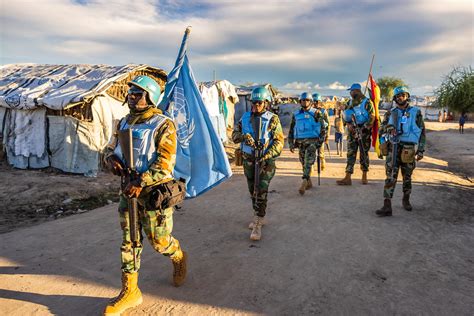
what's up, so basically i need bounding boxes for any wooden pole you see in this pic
[363,54,375,96]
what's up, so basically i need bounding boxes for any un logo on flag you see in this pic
[170,86,195,148]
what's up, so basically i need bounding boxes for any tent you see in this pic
[0,64,167,176]
[198,80,238,143]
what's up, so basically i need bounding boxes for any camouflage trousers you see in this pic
[297,141,320,179]
[118,194,182,273]
[243,158,276,217]
[345,129,371,174]
[383,145,416,199]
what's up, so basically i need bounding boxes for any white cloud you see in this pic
[51,40,115,57]
[326,81,348,90]
[194,45,358,69]
[282,81,314,91]
[1,0,471,97]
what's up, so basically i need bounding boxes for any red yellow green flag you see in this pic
[369,74,381,155]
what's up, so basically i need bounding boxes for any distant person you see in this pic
[313,92,330,170]
[459,112,467,134]
[288,92,326,195]
[443,110,447,122]
[103,76,187,315]
[336,83,375,185]
[376,86,426,216]
[334,107,344,156]
[438,111,442,122]
[232,87,284,241]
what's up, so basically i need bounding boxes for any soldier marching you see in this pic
[288,92,327,195]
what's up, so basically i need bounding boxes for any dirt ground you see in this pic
[1,121,473,315]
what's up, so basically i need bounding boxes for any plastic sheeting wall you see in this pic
[48,116,101,176]
[1,95,128,175]
[4,108,49,169]
[47,96,127,176]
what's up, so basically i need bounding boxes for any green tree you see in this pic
[435,66,474,113]
[376,76,407,101]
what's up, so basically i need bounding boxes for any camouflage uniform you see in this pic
[106,109,182,273]
[232,112,284,217]
[381,107,426,199]
[343,96,375,174]
[288,109,327,179]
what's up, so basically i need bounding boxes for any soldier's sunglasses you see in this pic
[127,88,146,98]
[252,101,265,105]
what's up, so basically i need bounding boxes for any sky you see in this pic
[1,0,472,96]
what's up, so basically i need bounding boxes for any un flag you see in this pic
[159,28,232,198]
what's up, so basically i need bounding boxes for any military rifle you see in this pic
[387,110,400,187]
[316,145,321,186]
[117,128,140,270]
[252,115,264,199]
[351,113,368,166]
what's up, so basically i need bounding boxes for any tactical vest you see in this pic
[344,98,369,124]
[114,114,169,173]
[293,108,321,139]
[241,111,274,155]
[389,106,422,144]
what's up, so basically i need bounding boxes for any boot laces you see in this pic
[110,274,130,305]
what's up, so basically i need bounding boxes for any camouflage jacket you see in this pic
[232,112,284,161]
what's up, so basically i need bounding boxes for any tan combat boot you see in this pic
[104,272,143,316]
[299,179,308,195]
[250,216,264,241]
[362,171,368,185]
[171,250,187,287]
[306,178,313,189]
[321,159,326,171]
[336,172,352,185]
[249,215,266,229]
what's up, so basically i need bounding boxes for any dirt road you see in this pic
[1,123,473,315]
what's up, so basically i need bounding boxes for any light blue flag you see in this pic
[159,28,232,198]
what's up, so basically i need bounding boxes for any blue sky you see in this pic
[1,0,472,96]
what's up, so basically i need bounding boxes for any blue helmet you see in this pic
[393,86,410,97]
[312,92,322,101]
[347,83,362,91]
[299,92,313,101]
[251,87,272,102]
[128,75,161,106]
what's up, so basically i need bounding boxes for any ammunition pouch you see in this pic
[235,148,243,166]
[148,178,186,210]
[401,144,416,163]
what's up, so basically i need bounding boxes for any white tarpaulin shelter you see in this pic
[0,64,167,176]
[199,80,238,142]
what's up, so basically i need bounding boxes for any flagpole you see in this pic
[363,54,375,96]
